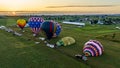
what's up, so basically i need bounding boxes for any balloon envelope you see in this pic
[41,21,61,40]
[28,17,44,34]
[56,37,75,46]
[41,21,56,39]
[17,19,26,29]
[83,40,104,57]
[55,23,61,36]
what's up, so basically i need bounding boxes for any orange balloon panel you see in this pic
[17,19,26,29]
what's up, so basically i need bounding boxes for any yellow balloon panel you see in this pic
[17,19,26,29]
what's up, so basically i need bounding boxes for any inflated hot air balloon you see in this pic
[83,40,104,57]
[28,17,44,36]
[41,21,61,40]
[17,19,26,30]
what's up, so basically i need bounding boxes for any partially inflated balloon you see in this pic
[83,40,104,57]
[28,17,44,35]
[41,21,56,39]
[41,21,61,40]
[17,19,26,29]
[56,37,75,47]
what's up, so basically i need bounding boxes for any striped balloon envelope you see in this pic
[83,40,104,57]
[41,21,61,40]
[28,17,44,35]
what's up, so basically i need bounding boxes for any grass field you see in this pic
[0,16,120,68]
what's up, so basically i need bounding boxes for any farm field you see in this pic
[0,16,120,68]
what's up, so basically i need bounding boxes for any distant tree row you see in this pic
[0,15,120,25]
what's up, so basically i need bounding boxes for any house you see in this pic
[97,20,104,24]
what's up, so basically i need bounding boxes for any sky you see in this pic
[0,0,120,14]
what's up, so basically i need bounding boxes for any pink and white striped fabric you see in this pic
[83,40,104,57]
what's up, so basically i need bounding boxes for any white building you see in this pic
[62,21,85,26]
[97,20,104,24]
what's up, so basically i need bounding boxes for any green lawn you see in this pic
[0,16,120,68]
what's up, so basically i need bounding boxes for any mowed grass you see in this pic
[0,16,120,68]
[0,30,89,68]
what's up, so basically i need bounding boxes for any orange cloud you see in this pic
[46,5,117,8]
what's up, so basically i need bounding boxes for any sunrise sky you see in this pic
[0,0,120,14]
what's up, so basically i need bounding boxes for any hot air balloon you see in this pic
[28,17,44,36]
[41,21,61,40]
[55,37,75,47]
[83,40,104,57]
[17,19,26,30]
